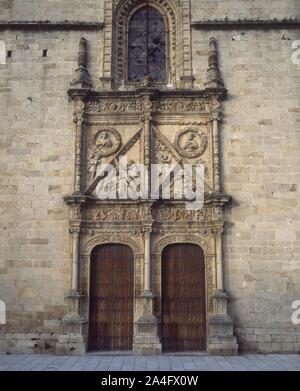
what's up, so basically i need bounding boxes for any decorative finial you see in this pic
[204,37,224,89]
[70,37,91,89]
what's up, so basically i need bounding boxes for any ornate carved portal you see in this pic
[58,1,239,356]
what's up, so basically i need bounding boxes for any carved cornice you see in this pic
[191,18,300,30]
[80,88,227,116]
[71,88,227,102]
[64,193,231,207]
[205,193,232,207]
[88,89,227,99]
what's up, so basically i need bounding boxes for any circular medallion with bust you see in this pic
[175,127,208,159]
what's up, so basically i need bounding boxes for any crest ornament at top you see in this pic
[175,127,208,159]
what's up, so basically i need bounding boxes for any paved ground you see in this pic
[0,353,300,371]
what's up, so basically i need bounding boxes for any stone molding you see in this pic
[191,18,300,30]
[0,21,104,30]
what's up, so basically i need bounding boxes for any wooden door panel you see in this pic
[161,244,206,352]
[88,244,134,351]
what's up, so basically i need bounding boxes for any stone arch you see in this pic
[114,0,178,86]
[154,234,212,255]
[83,234,142,256]
[80,234,143,295]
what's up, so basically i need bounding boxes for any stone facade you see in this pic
[0,0,300,355]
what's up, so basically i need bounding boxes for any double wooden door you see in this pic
[88,244,134,351]
[161,244,206,352]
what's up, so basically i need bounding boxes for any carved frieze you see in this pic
[79,204,223,225]
[153,206,213,222]
[83,204,153,222]
[85,97,211,114]
[86,99,143,113]
[156,98,210,113]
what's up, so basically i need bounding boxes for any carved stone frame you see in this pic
[62,31,239,355]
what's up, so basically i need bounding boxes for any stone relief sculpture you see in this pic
[175,127,208,159]
[88,128,122,180]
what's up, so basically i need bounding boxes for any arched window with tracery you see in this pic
[128,6,167,83]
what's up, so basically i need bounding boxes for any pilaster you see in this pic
[207,228,238,355]
[133,219,162,356]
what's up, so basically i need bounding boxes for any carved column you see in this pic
[74,113,84,194]
[212,112,221,193]
[216,228,224,291]
[64,220,85,319]
[133,220,161,355]
[141,90,154,196]
[68,37,90,195]
[144,230,151,293]
[71,227,80,292]
[56,206,86,356]
[144,115,151,168]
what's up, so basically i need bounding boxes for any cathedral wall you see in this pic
[191,0,300,20]
[0,0,104,21]
[0,27,103,352]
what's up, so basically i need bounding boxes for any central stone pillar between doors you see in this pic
[133,224,162,356]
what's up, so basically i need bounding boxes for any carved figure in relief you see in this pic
[93,129,122,158]
[88,129,122,180]
[175,127,208,159]
[182,132,199,154]
[96,131,113,150]
[118,160,142,197]
[88,150,102,180]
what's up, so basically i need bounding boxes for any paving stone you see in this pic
[0,354,300,371]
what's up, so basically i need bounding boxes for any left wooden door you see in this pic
[88,244,134,351]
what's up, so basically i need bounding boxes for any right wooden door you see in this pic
[161,244,206,352]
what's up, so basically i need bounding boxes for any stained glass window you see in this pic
[128,6,166,83]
